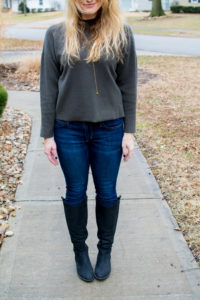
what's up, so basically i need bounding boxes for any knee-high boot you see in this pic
[61,196,94,282]
[94,195,121,280]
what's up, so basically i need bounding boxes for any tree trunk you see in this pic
[150,0,165,17]
[23,0,27,15]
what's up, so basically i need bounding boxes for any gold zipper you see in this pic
[92,62,99,95]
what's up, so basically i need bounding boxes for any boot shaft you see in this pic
[61,196,88,252]
[95,195,121,251]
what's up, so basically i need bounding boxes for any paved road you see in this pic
[0,90,200,299]
[3,18,200,56]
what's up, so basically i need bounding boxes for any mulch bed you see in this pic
[0,106,32,246]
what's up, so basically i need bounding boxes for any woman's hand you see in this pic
[122,133,134,162]
[44,137,59,166]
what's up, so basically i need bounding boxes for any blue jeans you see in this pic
[54,117,124,207]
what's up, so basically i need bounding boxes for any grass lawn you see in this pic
[0,37,42,51]
[135,55,200,266]
[1,11,64,25]
[126,11,200,37]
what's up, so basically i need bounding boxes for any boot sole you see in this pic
[78,273,94,282]
[94,271,110,280]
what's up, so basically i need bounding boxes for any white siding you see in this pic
[10,0,66,12]
[120,0,174,11]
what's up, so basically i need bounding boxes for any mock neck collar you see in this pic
[81,17,97,25]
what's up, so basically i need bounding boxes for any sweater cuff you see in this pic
[123,118,136,134]
[40,113,55,138]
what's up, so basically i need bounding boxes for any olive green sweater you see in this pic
[40,18,137,138]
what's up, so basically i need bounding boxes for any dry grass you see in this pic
[17,54,41,73]
[0,55,41,91]
[131,28,200,38]
[126,11,200,37]
[126,11,200,30]
[135,56,200,265]
[0,10,64,25]
[0,37,43,51]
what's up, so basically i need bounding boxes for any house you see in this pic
[179,0,200,6]
[119,0,175,11]
[4,0,199,14]
[3,0,66,13]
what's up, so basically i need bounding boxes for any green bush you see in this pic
[182,6,200,13]
[170,5,183,13]
[171,5,200,13]
[18,2,30,13]
[0,84,8,118]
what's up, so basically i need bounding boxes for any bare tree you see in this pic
[150,0,165,17]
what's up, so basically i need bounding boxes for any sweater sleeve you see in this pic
[40,26,60,138]
[116,24,138,134]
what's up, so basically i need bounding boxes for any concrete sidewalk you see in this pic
[0,90,200,299]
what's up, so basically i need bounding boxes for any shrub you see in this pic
[171,5,200,13]
[182,6,200,13]
[0,84,8,118]
[18,2,30,13]
[170,5,183,13]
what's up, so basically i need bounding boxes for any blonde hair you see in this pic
[61,0,128,65]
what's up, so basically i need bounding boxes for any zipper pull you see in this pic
[92,62,99,95]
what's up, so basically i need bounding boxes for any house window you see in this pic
[39,0,43,5]
[189,0,198,3]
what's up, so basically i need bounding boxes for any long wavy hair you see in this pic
[61,0,128,65]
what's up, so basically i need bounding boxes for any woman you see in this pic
[40,0,137,282]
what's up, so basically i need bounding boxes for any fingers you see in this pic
[48,150,59,166]
[44,139,59,166]
[50,147,59,166]
[123,146,134,162]
[122,138,134,162]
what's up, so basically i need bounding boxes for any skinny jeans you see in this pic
[53,117,124,207]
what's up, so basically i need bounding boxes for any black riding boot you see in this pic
[61,196,94,282]
[94,195,121,280]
